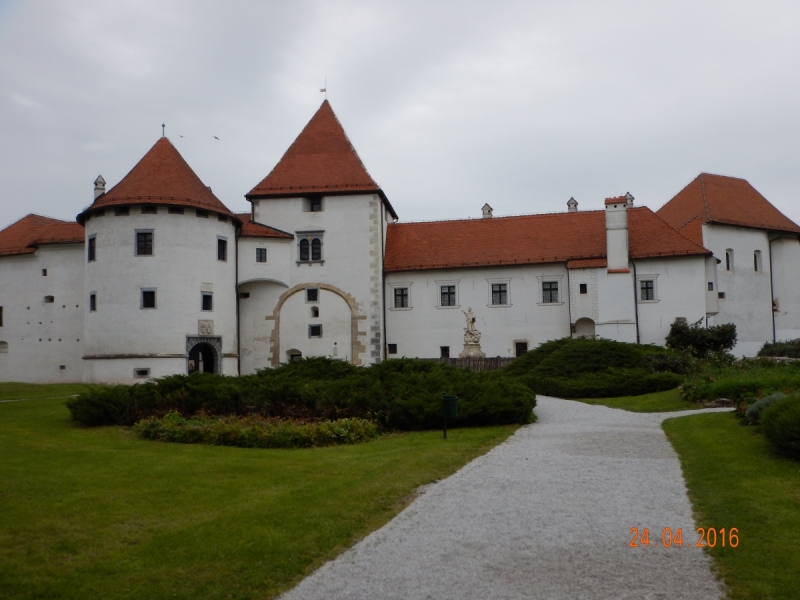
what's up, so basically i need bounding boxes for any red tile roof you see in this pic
[77,137,236,224]
[384,207,709,273]
[657,173,800,234]
[246,101,397,218]
[237,213,293,239]
[0,214,84,257]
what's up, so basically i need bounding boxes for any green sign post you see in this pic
[441,392,458,439]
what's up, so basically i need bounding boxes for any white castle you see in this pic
[2,101,800,383]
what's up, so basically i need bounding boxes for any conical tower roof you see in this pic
[247,101,396,218]
[77,137,235,223]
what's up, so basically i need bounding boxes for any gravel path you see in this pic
[280,397,731,600]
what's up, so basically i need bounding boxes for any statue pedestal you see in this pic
[459,343,486,359]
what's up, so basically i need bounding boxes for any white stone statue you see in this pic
[462,307,481,344]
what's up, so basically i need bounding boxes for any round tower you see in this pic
[77,138,240,383]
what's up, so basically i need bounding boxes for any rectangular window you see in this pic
[718,292,726,299]
[239,292,250,299]
[725,249,733,271]
[141,206,157,214]
[306,288,319,302]
[88,236,96,262]
[708,282,714,291]
[491,283,508,305]
[0,306,3,327]
[136,231,153,256]
[309,324,323,338]
[440,346,450,359]
[134,368,150,379]
[640,280,655,301]
[42,269,47,276]
[217,238,227,262]
[44,295,54,303]
[310,199,322,212]
[141,290,156,309]
[256,247,267,263]
[394,287,409,308]
[89,294,96,312]
[202,292,213,311]
[542,282,558,304]
[754,250,762,272]
[114,206,129,216]
[515,342,528,356]
[168,206,184,214]
[579,283,587,294]
[441,285,456,306]
[218,215,228,222]
[196,210,209,218]
[388,343,398,355]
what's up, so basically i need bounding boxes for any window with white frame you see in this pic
[491,283,508,305]
[201,292,213,311]
[394,287,409,308]
[141,289,156,309]
[308,324,323,338]
[637,275,659,302]
[542,281,558,303]
[136,231,153,256]
[256,247,267,263]
[297,231,323,263]
[217,238,227,262]
[435,280,459,308]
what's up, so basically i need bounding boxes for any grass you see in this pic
[0,382,93,402]
[663,412,800,599]
[575,387,699,412]
[0,388,518,600]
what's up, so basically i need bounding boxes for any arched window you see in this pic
[0,341,8,354]
[297,234,323,263]
[311,238,322,261]
[299,239,309,261]
[725,249,733,272]
[754,250,762,272]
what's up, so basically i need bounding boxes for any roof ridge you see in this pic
[699,174,711,222]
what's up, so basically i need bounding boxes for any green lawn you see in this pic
[0,382,94,402]
[663,412,800,599]
[0,390,517,600]
[576,387,699,412]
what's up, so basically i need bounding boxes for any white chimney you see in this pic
[94,175,106,199]
[481,203,493,218]
[605,196,629,271]
[567,197,578,212]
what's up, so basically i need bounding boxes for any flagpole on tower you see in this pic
[320,75,327,99]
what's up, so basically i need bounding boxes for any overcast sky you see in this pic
[2,0,800,228]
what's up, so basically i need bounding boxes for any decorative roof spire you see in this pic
[567,197,578,212]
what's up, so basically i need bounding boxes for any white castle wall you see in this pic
[0,244,85,383]
[82,207,238,382]
[772,235,800,342]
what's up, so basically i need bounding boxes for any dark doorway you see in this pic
[188,342,216,374]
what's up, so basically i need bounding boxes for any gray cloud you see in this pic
[1,0,799,228]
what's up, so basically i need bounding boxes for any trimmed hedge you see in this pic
[502,337,684,398]
[132,412,379,449]
[761,396,800,460]
[66,357,536,430]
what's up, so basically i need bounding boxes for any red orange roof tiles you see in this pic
[0,214,84,257]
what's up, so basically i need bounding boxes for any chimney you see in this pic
[94,175,106,199]
[625,192,634,207]
[481,203,493,218]
[567,197,578,212]
[605,196,629,271]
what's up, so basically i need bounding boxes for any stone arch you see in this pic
[574,318,596,338]
[266,282,367,367]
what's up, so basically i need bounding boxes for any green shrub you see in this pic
[502,336,683,398]
[745,392,787,425]
[665,319,736,358]
[758,339,800,359]
[681,360,800,403]
[132,412,380,449]
[67,358,536,430]
[761,396,800,460]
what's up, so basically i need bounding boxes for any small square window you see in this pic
[89,294,96,312]
[388,344,398,355]
[134,368,150,379]
[440,346,450,359]
[141,290,156,309]
[394,287,409,308]
[141,206,157,214]
[256,248,267,263]
[136,232,153,256]
[217,238,227,262]
[202,293,213,311]
[114,206,129,216]
[515,342,528,356]
[42,269,47,276]
[640,280,655,301]
[239,292,250,299]
[168,206,184,214]
[718,292,726,299]
[440,285,456,306]
[542,282,558,303]
[579,283,587,294]
[309,324,323,338]
[59,365,66,370]
[310,199,322,212]
[492,283,508,305]
[306,288,319,302]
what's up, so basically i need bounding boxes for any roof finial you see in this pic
[319,75,327,100]
[161,122,165,137]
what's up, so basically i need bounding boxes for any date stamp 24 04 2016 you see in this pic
[629,527,739,548]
